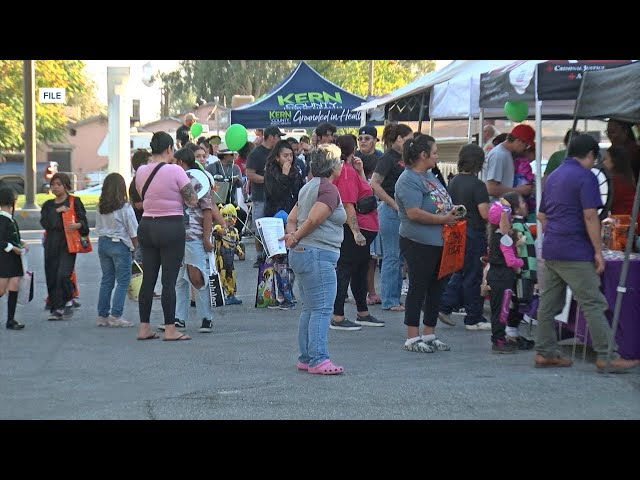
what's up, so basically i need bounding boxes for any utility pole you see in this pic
[23,60,38,210]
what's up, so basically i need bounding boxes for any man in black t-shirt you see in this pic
[176,113,198,148]
[246,125,285,266]
[439,144,491,330]
[355,125,383,180]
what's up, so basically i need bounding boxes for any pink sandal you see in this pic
[366,293,382,305]
[308,359,344,375]
[296,361,309,371]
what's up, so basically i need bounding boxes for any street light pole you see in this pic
[368,60,374,97]
[23,60,38,209]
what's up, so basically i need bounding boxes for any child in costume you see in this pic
[213,203,245,305]
[486,192,535,354]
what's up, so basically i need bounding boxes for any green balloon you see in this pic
[504,101,529,122]
[190,122,203,139]
[225,124,248,151]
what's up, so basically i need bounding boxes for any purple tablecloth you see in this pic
[568,257,640,359]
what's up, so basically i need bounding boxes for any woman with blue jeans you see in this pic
[371,124,413,311]
[438,144,491,330]
[96,173,139,327]
[282,144,346,375]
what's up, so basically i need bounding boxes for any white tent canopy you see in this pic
[429,60,522,119]
[353,60,488,112]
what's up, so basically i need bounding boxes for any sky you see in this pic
[83,60,180,123]
[84,60,454,124]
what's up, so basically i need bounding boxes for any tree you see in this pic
[159,60,296,115]
[0,60,101,151]
[156,60,436,117]
[307,60,436,97]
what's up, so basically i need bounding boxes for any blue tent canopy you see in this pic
[231,61,375,128]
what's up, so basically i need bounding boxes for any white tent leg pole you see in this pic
[467,114,473,143]
[429,118,434,136]
[479,109,484,146]
[534,100,543,232]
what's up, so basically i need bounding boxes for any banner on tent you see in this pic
[479,62,536,108]
[230,61,378,128]
[537,61,632,101]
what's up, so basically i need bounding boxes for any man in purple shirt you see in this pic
[535,134,640,372]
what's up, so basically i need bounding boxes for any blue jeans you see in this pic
[175,240,212,322]
[98,237,133,318]
[379,202,404,308]
[289,245,339,368]
[440,227,487,324]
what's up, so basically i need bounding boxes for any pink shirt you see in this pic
[135,163,191,217]
[334,161,379,232]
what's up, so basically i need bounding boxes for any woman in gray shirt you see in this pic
[395,134,458,354]
[282,144,347,375]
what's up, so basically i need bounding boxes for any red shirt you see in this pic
[235,156,247,176]
[610,174,636,216]
[333,161,379,232]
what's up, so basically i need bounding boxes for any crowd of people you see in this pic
[1,117,638,375]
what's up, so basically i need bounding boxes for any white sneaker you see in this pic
[424,337,451,351]
[465,321,492,331]
[438,311,456,326]
[107,316,134,327]
[96,316,110,327]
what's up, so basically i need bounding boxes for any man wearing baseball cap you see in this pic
[176,112,198,148]
[483,124,535,202]
[356,125,383,179]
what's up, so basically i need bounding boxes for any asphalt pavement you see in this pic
[0,230,638,420]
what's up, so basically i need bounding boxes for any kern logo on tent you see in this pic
[277,91,343,110]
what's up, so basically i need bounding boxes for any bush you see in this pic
[16,193,100,211]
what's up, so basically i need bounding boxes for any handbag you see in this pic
[128,260,143,301]
[437,219,467,279]
[255,257,277,308]
[208,251,225,307]
[17,254,34,306]
[355,195,377,214]
[62,195,92,254]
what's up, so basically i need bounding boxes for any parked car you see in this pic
[0,157,55,194]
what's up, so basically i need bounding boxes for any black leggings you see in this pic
[487,265,522,343]
[137,216,185,325]
[333,226,377,316]
[400,236,446,328]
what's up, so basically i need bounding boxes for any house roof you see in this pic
[142,116,182,127]
[67,114,108,128]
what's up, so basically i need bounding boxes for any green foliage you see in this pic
[156,60,435,117]
[307,60,436,97]
[16,193,100,211]
[0,60,100,151]
[160,61,296,115]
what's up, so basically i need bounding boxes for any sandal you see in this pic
[296,361,309,371]
[308,359,344,375]
[385,305,405,312]
[163,333,192,341]
[137,332,160,341]
[366,293,382,305]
